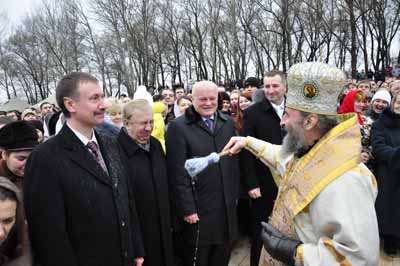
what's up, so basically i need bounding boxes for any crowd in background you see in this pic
[0,67,399,266]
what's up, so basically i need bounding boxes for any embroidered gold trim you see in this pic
[245,136,251,147]
[286,116,361,217]
[352,166,378,189]
[295,244,304,266]
[256,145,268,159]
[246,137,277,170]
[322,238,352,266]
[293,157,360,216]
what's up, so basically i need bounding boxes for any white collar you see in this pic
[201,114,215,122]
[270,99,285,119]
[66,122,98,146]
[270,99,285,110]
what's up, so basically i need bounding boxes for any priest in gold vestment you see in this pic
[224,62,379,266]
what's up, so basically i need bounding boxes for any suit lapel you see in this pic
[98,133,125,189]
[196,120,213,135]
[60,125,111,186]
[214,111,227,135]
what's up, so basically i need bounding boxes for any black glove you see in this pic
[261,222,302,265]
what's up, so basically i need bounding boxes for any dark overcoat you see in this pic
[117,130,174,266]
[371,108,400,238]
[240,97,284,219]
[23,125,144,266]
[166,106,239,245]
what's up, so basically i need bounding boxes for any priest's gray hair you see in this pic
[299,111,339,136]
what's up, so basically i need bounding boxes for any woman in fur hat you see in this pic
[0,121,38,189]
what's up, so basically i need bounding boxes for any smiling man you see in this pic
[24,72,144,266]
[240,70,287,266]
[117,99,174,266]
[166,80,239,266]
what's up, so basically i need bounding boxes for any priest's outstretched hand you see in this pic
[223,136,247,155]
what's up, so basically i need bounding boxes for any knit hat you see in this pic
[21,109,36,120]
[0,121,38,151]
[133,85,154,106]
[244,77,260,88]
[371,90,391,105]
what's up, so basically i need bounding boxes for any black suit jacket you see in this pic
[240,97,284,213]
[166,106,239,245]
[24,125,144,266]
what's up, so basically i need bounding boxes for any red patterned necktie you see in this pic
[87,141,108,174]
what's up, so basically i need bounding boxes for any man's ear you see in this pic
[303,114,318,130]
[64,97,76,115]
[1,149,7,160]
[123,119,129,127]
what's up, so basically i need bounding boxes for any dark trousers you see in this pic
[183,243,231,266]
[383,235,400,255]
[237,198,251,237]
[250,197,272,266]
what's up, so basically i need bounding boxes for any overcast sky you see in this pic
[1,0,41,24]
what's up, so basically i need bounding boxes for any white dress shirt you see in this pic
[66,122,99,146]
[270,99,285,119]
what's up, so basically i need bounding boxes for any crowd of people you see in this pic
[0,62,399,266]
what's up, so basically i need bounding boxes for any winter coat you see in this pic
[166,106,239,245]
[151,102,167,153]
[371,108,400,238]
[95,122,120,139]
[24,125,144,266]
[117,129,174,266]
[240,97,284,218]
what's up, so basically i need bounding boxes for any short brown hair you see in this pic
[357,80,371,88]
[56,72,98,118]
[263,70,287,86]
[39,102,52,110]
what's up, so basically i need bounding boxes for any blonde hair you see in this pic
[391,91,400,112]
[390,80,400,93]
[123,99,152,121]
[106,102,122,114]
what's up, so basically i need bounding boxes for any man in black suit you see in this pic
[24,72,144,266]
[240,70,287,266]
[166,81,239,266]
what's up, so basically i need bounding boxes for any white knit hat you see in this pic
[371,90,391,105]
[133,85,154,106]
